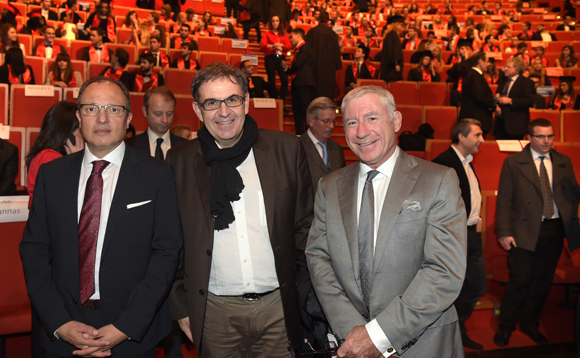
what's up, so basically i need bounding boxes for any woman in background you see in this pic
[555,45,578,68]
[0,48,34,85]
[45,52,83,88]
[0,23,25,55]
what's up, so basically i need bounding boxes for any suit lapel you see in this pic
[337,162,361,280]
[373,151,420,274]
[101,146,140,257]
[303,135,330,174]
[518,145,542,190]
[65,152,83,264]
[253,135,276,241]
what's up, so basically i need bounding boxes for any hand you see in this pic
[337,326,383,358]
[73,324,128,357]
[498,236,517,251]
[178,317,194,342]
[476,218,483,233]
[61,28,68,36]
[495,105,502,115]
[64,133,85,154]
[56,321,110,352]
[497,97,512,105]
[395,65,400,72]
[281,60,288,71]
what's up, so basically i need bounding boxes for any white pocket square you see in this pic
[127,200,152,209]
[400,200,421,213]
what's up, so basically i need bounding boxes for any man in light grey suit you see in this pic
[306,85,467,357]
[299,97,346,190]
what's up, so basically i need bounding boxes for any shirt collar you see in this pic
[359,146,399,180]
[530,146,550,161]
[451,144,473,165]
[147,127,170,144]
[82,141,125,168]
[471,67,483,75]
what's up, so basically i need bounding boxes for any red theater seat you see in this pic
[17,34,32,55]
[248,99,283,131]
[47,59,86,84]
[561,110,580,142]
[425,139,450,161]
[229,54,242,67]
[484,193,509,282]
[530,109,561,142]
[87,62,111,79]
[388,81,417,105]
[554,143,580,179]
[6,127,25,187]
[397,104,423,134]
[129,92,147,131]
[423,106,456,140]
[197,36,220,52]
[116,28,133,45]
[107,43,137,65]
[0,84,8,125]
[220,38,249,55]
[173,95,200,130]
[198,51,228,68]
[418,82,447,106]
[10,85,62,128]
[70,40,91,60]
[24,56,45,85]
[471,142,511,191]
[164,68,196,95]
[356,79,387,88]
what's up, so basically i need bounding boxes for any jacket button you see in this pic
[199,289,204,295]
[206,250,211,256]
[73,298,78,304]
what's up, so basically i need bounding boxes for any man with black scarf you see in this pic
[166,62,314,357]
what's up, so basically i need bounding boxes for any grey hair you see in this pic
[451,118,481,144]
[506,56,527,74]
[307,96,336,118]
[341,85,396,120]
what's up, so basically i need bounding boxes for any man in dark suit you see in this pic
[459,51,495,136]
[283,27,316,135]
[299,97,345,189]
[531,24,557,42]
[81,28,114,63]
[167,62,313,357]
[494,57,535,139]
[19,76,183,357]
[32,25,66,58]
[40,0,59,20]
[556,16,576,31]
[126,87,187,160]
[493,118,580,347]
[345,44,377,93]
[0,138,18,196]
[240,60,267,98]
[432,119,486,351]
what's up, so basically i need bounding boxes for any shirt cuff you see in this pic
[365,319,397,357]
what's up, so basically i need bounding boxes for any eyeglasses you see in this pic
[79,104,127,117]
[316,117,339,126]
[198,95,244,111]
[530,134,555,140]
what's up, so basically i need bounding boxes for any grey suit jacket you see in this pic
[299,133,346,190]
[306,150,467,356]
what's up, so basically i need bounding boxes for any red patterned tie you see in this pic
[78,160,109,304]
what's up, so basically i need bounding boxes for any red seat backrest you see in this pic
[397,104,423,134]
[220,38,249,55]
[388,81,417,105]
[248,99,283,131]
[173,95,200,130]
[24,56,45,85]
[423,105,456,139]
[561,110,580,142]
[10,85,62,127]
[418,82,447,106]
[471,142,511,191]
[165,68,196,95]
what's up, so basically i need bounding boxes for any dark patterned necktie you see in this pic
[539,156,554,219]
[78,160,109,303]
[359,170,379,312]
[155,137,164,160]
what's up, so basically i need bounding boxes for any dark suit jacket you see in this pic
[459,69,495,133]
[126,131,187,158]
[81,46,114,62]
[167,126,314,354]
[247,75,267,98]
[407,67,440,82]
[531,32,557,41]
[432,146,479,219]
[556,23,576,30]
[305,25,342,98]
[59,10,82,23]
[287,42,316,89]
[345,61,375,86]
[495,74,535,136]
[46,10,58,20]
[0,138,18,196]
[169,58,201,70]
[299,133,345,190]
[20,145,183,356]
[496,144,580,252]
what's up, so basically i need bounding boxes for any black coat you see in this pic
[287,43,316,89]
[531,31,557,41]
[126,131,187,158]
[458,69,495,133]
[379,30,403,82]
[407,67,440,82]
[305,25,342,99]
[495,74,535,136]
[0,138,18,196]
[247,75,268,98]
[345,61,375,86]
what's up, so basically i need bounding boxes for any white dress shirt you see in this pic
[451,145,482,225]
[44,42,53,58]
[530,147,559,219]
[208,149,279,295]
[306,128,324,159]
[147,128,171,158]
[356,146,400,357]
[77,142,125,300]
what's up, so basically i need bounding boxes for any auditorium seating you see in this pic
[164,68,196,95]
[24,56,45,84]
[561,111,580,143]
[197,36,220,52]
[397,104,423,134]
[530,109,562,142]
[417,82,447,106]
[220,38,249,55]
[198,51,228,68]
[17,34,31,56]
[46,59,87,83]
[0,84,8,125]
[9,85,62,127]
[248,99,284,131]
[173,95,201,130]
[31,37,68,55]
[423,105,456,140]
[388,81,417,105]
[107,43,137,64]
[6,127,25,188]
[70,40,91,60]
[129,92,147,131]
[87,62,111,79]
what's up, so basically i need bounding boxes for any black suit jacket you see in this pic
[247,75,267,98]
[81,46,114,62]
[459,69,495,133]
[407,67,440,82]
[45,10,58,20]
[345,61,375,86]
[299,132,345,190]
[556,24,575,30]
[495,74,535,136]
[59,10,82,23]
[432,146,479,219]
[126,131,187,158]
[0,138,18,196]
[20,145,183,356]
[167,126,314,354]
[287,43,316,89]
[531,32,557,41]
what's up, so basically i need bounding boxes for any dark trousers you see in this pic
[161,321,183,358]
[494,115,525,140]
[242,19,261,43]
[291,85,313,135]
[226,1,239,18]
[264,54,288,101]
[498,218,565,330]
[455,225,487,332]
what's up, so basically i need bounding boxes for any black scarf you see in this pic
[198,115,259,230]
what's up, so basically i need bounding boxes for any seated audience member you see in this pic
[21,12,46,37]
[0,138,18,196]
[170,24,198,49]
[528,57,551,86]
[170,125,192,140]
[518,21,533,40]
[342,26,357,47]
[532,46,548,67]
[200,10,214,26]
[60,0,83,24]
[556,15,575,31]
[26,101,84,205]
[81,28,113,62]
[529,76,548,109]
[169,12,187,34]
[504,36,519,53]
[160,4,172,21]
[429,44,444,73]
[146,35,170,68]
[345,44,377,93]
[185,8,196,28]
[402,26,419,50]
[484,57,500,84]
[45,52,83,88]
[32,25,66,58]
[550,76,580,110]
[240,60,267,98]
[301,1,314,17]
[147,11,160,32]
[0,24,25,55]
[85,1,116,43]
[154,24,168,47]
[477,1,491,15]
[58,13,79,40]
[555,45,578,68]
[170,42,200,70]
[39,0,58,20]
[358,25,379,48]
[531,24,557,42]
[482,35,499,52]
[129,52,165,92]
[122,10,140,29]
[289,9,303,29]
[310,10,321,26]
[408,50,440,82]
[197,20,212,37]
[409,39,429,63]
[514,42,530,64]
[100,48,131,88]
[221,22,238,39]
[0,48,34,85]
[129,23,150,48]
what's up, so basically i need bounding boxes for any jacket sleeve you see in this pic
[496,157,515,238]
[511,78,535,109]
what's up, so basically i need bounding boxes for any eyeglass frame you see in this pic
[315,116,339,126]
[78,104,128,117]
[197,94,245,111]
[530,134,555,140]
